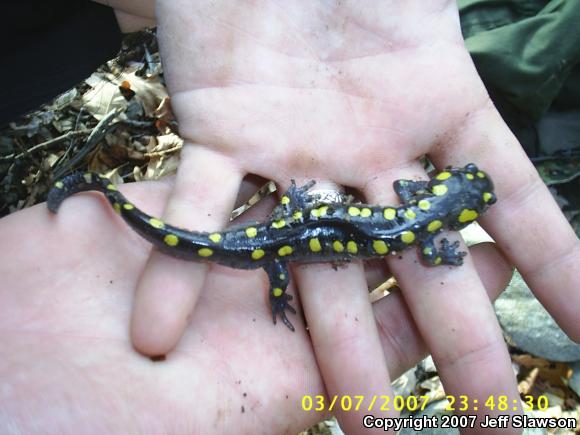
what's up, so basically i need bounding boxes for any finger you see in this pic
[286,178,396,435]
[431,103,580,341]
[365,258,392,291]
[365,166,521,427]
[375,242,514,380]
[131,145,243,355]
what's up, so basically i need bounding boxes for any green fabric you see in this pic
[458,0,580,119]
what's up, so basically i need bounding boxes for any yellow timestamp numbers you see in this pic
[446,395,549,412]
[302,395,431,413]
[301,395,549,413]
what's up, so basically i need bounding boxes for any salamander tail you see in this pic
[47,172,112,213]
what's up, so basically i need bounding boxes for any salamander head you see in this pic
[428,163,497,231]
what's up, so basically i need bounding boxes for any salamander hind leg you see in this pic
[420,236,467,266]
[263,260,296,331]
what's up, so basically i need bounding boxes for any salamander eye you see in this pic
[465,163,478,173]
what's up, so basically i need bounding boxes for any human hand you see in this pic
[0,182,321,434]
[0,181,512,433]
[108,0,578,433]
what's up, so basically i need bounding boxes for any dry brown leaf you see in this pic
[83,72,129,120]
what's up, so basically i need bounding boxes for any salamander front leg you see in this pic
[263,260,296,331]
[420,236,466,266]
[271,179,316,219]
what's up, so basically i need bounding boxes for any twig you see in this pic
[143,144,182,158]
[52,108,122,179]
[0,130,91,162]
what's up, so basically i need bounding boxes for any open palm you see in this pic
[0,184,329,433]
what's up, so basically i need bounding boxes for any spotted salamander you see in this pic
[47,163,496,331]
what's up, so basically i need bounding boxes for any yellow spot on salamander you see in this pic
[311,205,329,218]
[123,203,134,210]
[477,171,485,178]
[404,209,416,219]
[106,184,117,191]
[347,241,358,254]
[281,195,290,205]
[149,218,165,229]
[436,171,452,180]
[279,273,286,280]
[272,287,283,297]
[54,181,64,189]
[271,219,286,229]
[401,231,415,244]
[360,208,372,218]
[458,209,478,223]
[423,247,433,255]
[373,240,389,255]
[333,241,344,253]
[383,208,396,220]
[432,184,448,196]
[309,238,322,252]
[83,173,93,183]
[483,192,493,203]
[427,220,442,232]
[251,249,265,260]
[293,211,303,220]
[434,256,442,265]
[245,227,258,238]
[113,203,121,214]
[164,234,179,246]
[209,233,222,243]
[348,206,360,217]
[198,248,213,257]
[278,245,293,257]
[466,173,474,180]
[418,200,430,211]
